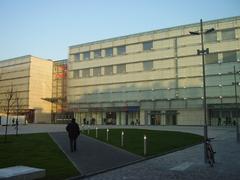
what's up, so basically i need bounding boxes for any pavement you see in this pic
[49,132,142,176]
[1,124,240,180]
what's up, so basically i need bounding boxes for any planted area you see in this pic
[0,133,79,180]
[82,128,203,157]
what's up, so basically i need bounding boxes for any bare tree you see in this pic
[3,85,16,142]
[15,91,22,136]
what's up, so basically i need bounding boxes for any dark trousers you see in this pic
[69,138,77,152]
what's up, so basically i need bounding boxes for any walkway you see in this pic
[50,132,142,177]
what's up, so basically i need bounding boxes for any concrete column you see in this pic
[113,47,117,56]
[161,111,166,125]
[121,112,126,125]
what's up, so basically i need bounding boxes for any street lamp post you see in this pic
[190,19,215,163]
[233,66,240,142]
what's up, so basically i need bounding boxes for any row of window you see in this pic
[205,51,239,64]
[73,61,153,78]
[73,41,152,61]
[72,28,236,61]
[72,50,239,79]
[69,85,237,103]
[205,28,236,43]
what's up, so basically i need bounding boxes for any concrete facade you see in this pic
[0,55,53,123]
[68,16,240,126]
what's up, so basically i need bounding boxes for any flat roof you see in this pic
[0,55,54,63]
[69,16,240,49]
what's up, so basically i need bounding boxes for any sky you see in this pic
[0,0,239,61]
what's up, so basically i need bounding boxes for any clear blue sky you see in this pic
[0,0,239,61]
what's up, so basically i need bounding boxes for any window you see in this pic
[222,51,237,63]
[143,41,153,51]
[222,29,235,41]
[105,48,113,57]
[204,32,217,43]
[205,53,218,64]
[117,46,126,55]
[73,70,79,79]
[94,50,102,58]
[83,52,90,60]
[93,67,101,76]
[104,66,113,75]
[82,69,90,78]
[143,61,153,71]
[117,64,126,74]
[74,54,80,61]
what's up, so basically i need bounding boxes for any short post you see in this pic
[95,127,98,138]
[88,125,90,135]
[106,128,109,141]
[121,131,124,146]
[81,125,84,133]
[144,135,147,156]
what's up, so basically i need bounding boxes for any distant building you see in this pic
[0,55,53,123]
[68,16,240,126]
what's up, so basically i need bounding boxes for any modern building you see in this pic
[68,16,240,126]
[0,55,53,123]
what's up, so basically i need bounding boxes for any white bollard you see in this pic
[81,125,84,133]
[106,128,109,141]
[95,127,98,138]
[121,131,124,146]
[144,135,147,156]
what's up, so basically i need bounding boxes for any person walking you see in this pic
[66,118,80,152]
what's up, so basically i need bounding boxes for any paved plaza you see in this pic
[0,124,240,180]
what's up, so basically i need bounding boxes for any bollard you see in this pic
[95,127,98,138]
[144,135,147,156]
[106,128,109,141]
[121,131,124,146]
[88,125,90,135]
[81,125,84,133]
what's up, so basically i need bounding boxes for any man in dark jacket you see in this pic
[66,118,80,152]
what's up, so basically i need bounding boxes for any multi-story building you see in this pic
[68,16,240,126]
[0,55,53,123]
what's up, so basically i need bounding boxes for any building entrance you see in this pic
[166,111,177,125]
[150,111,161,125]
[105,112,116,125]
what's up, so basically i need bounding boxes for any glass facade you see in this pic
[205,53,218,64]
[105,48,113,57]
[204,32,217,43]
[143,61,153,71]
[82,69,90,77]
[74,53,80,61]
[83,52,90,60]
[143,41,153,50]
[222,29,235,40]
[117,46,126,55]
[73,70,79,78]
[104,65,113,75]
[222,51,237,63]
[117,64,126,74]
[94,50,102,58]
[93,67,101,76]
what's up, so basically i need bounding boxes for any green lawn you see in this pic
[82,128,203,157]
[0,133,79,180]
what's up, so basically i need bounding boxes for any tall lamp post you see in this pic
[190,19,215,163]
[233,66,240,142]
